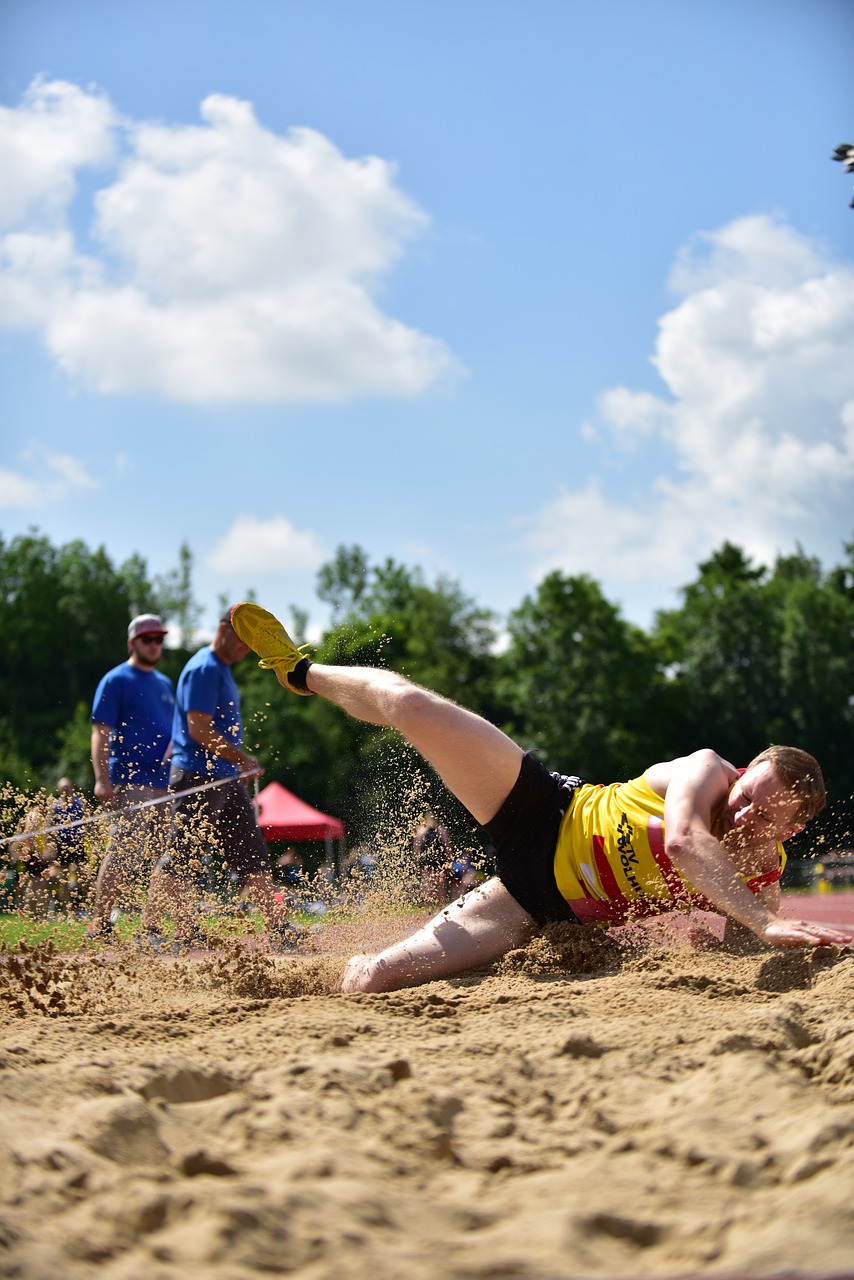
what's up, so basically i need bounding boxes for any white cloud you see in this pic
[525,215,854,619]
[0,446,99,509]
[207,515,326,575]
[0,77,117,229]
[0,468,42,507]
[0,79,457,403]
[598,387,671,444]
[42,449,100,492]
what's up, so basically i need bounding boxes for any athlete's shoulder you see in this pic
[644,749,737,799]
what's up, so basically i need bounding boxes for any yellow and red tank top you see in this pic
[553,773,785,924]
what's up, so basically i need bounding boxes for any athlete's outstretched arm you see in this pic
[661,751,852,949]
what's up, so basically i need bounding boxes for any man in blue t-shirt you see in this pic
[87,614,175,939]
[140,610,299,952]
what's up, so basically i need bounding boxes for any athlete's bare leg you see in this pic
[290,665,534,993]
[340,876,535,993]
[304,665,523,826]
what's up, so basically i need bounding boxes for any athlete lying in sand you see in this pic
[231,603,853,993]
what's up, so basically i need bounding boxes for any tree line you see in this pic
[2,529,852,860]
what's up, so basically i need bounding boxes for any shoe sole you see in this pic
[231,603,313,696]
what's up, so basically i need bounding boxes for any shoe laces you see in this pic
[258,642,312,672]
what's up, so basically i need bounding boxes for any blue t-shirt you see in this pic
[53,795,85,850]
[91,663,176,788]
[171,646,243,779]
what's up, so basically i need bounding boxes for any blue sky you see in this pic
[1,0,852,643]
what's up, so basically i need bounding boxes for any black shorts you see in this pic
[486,752,583,927]
[161,769,271,880]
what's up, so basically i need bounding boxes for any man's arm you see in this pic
[90,722,115,805]
[661,750,850,948]
[186,711,263,777]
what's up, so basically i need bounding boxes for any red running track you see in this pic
[779,890,854,929]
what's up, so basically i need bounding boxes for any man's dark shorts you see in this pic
[485,752,583,927]
[160,768,271,880]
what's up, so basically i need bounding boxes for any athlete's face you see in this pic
[720,761,804,846]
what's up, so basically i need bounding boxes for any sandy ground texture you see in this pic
[1,908,854,1280]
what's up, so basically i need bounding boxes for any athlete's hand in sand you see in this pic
[758,917,853,949]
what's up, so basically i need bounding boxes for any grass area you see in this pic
[0,914,93,952]
[0,911,167,952]
[0,900,369,953]
[0,910,257,953]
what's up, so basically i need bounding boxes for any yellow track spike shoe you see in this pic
[230,603,313,695]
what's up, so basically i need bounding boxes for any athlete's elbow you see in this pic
[663,826,698,870]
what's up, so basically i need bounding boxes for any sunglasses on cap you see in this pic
[137,633,165,644]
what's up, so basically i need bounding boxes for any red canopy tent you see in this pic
[255,781,345,869]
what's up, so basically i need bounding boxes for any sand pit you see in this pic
[2,911,854,1280]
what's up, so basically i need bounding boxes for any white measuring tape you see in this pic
[0,769,262,849]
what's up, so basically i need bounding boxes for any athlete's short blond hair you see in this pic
[747,745,826,825]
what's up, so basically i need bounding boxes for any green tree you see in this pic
[0,532,136,778]
[237,550,500,846]
[654,541,854,770]
[767,547,854,850]
[653,540,854,852]
[0,530,201,785]
[831,143,854,209]
[652,542,779,760]
[153,541,202,647]
[54,701,96,788]
[497,571,667,779]
[316,544,369,618]
[767,550,853,769]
